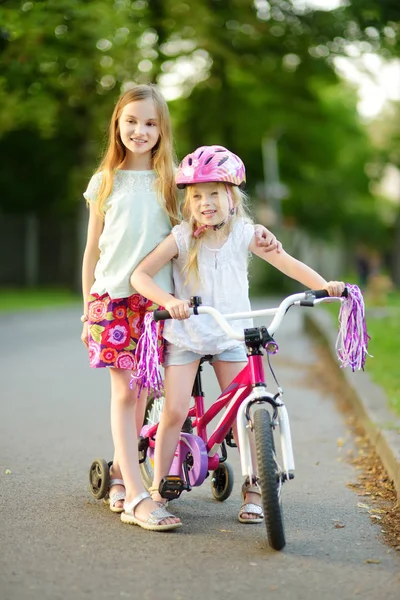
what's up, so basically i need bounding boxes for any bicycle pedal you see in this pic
[159,476,187,500]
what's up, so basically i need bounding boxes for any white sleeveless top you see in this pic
[84,170,173,299]
[163,219,255,354]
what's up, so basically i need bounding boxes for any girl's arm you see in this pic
[249,237,344,296]
[131,235,190,319]
[81,202,103,346]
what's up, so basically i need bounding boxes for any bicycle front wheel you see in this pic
[254,408,285,551]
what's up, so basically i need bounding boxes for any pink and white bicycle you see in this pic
[138,289,349,550]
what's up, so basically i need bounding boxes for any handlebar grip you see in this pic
[310,289,330,299]
[153,309,172,322]
[309,287,348,299]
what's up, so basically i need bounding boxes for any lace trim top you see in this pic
[84,170,173,299]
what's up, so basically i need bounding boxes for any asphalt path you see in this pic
[1,300,399,600]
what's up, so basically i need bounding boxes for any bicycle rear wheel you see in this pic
[254,408,285,550]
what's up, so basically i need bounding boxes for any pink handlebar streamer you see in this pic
[336,284,371,371]
[130,312,164,397]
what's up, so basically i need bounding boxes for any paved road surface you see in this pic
[1,300,399,600]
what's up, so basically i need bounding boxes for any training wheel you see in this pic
[88,458,110,499]
[211,462,234,501]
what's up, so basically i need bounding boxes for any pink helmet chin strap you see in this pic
[193,185,235,238]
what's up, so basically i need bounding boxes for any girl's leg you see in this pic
[151,360,200,504]
[109,387,148,510]
[109,367,179,525]
[212,360,261,521]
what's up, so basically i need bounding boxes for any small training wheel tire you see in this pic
[89,458,110,499]
[211,462,234,501]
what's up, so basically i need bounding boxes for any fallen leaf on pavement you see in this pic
[364,559,381,564]
[219,529,232,533]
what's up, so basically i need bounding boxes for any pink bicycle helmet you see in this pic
[176,145,246,189]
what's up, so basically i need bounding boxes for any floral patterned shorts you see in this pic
[87,293,164,369]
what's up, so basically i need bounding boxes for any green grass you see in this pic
[324,290,400,416]
[0,288,80,312]
[364,298,400,416]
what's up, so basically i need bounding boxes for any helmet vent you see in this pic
[188,157,192,166]
[218,156,228,166]
[204,155,214,165]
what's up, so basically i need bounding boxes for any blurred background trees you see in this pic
[0,0,399,289]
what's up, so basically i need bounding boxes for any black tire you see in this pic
[139,394,165,489]
[211,462,234,501]
[253,408,285,550]
[88,458,110,499]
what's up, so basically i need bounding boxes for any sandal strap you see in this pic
[109,491,126,507]
[239,503,264,518]
[146,505,178,526]
[124,491,150,513]
[242,476,261,497]
[148,485,159,496]
[109,478,125,487]
[148,484,169,508]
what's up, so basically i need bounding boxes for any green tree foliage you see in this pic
[165,1,381,241]
[0,0,149,214]
[0,0,395,253]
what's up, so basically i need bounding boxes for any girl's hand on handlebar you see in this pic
[325,281,346,297]
[165,298,191,320]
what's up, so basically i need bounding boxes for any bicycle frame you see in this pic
[142,289,347,491]
[142,350,295,484]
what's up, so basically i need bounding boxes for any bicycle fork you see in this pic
[236,387,295,482]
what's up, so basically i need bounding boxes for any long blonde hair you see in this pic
[94,84,180,226]
[181,183,251,286]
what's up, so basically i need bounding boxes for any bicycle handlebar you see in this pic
[153,288,348,341]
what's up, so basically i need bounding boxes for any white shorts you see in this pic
[163,341,247,367]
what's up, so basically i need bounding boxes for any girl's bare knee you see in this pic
[111,391,136,409]
[162,405,188,428]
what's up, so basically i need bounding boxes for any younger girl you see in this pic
[131,145,345,526]
[81,87,280,531]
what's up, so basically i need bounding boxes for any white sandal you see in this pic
[121,492,181,531]
[103,478,126,513]
[238,476,264,524]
